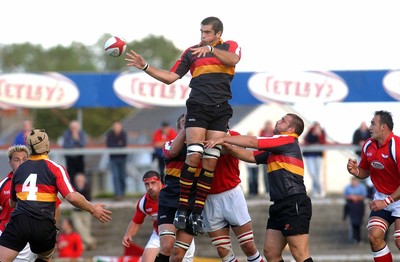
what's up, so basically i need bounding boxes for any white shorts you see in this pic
[375,192,400,217]
[145,230,195,262]
[0,230,36,262]
[203,185,251,232]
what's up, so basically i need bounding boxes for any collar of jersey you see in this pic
[29,155,49,160]
[280,132,299,138]
[199,38,223,47]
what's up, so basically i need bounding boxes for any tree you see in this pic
[0,35,182,142]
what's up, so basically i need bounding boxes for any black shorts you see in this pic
[369,209,396,226]
[0,213,57,254]
[158,205,197,236]
[267,193,312,237]
[185,101,232,132]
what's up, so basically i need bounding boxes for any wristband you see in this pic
[384,196,394,206]
[354,168,359,177]
[142,63,149,71]
[207,45,214,53]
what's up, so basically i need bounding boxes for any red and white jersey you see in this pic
[209,130,241,194]
[359,132,400,194]
[132,193,159,234]
[0,172,13,232]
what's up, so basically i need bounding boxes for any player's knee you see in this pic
[174,240,190,251]
[159,230,176,254]
[367,218,388,244]
[187,143,204,156]
[367,218,388,232]
[211,236,235,260]
[211,235,232,250]
[36,248,54,262]
[203,145,222,159]
[171,241,190,262]
[393,230,400,249]
[35,258,49,262]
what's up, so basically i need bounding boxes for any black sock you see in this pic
[155,253,170,262]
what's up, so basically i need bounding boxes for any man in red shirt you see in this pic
[122,171,166,261]
[0,145,35,261]
[57,218,83,258]
[169,130,264,262]
[347,110,400,262]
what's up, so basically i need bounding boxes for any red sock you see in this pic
[373,245,392,262]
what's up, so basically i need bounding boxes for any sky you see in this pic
[1,0,400,72]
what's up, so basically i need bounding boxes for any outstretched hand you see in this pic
[190,45,212,58]
[125,50,147,69]
[91,203,112,223]
[204,137,225,148]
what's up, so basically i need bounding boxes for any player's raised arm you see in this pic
[205,135,258,149]
[125,50,180,84]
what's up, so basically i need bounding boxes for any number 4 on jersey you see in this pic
[22,173,39,200]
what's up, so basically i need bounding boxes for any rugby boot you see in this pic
[190,213,204,235]
[173,210,188,230]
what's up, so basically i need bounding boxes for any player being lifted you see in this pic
[125,16,241,234]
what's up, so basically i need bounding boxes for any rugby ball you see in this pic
[104,36,126,57]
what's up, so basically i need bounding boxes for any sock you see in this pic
[154,253,170,262]
[221,251,237,262]
[303,258,314,262]
[178,163,197,211]
[373,245,392,262]
[247,251,263,262]
[192,168,214,214]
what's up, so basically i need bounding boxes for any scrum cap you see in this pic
[27,129,50,154]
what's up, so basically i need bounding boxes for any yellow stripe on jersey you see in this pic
[192,65,235,78]
[267,161,304,177]
[16,192,58,202]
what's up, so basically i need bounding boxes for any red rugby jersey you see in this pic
[359,133,400,194]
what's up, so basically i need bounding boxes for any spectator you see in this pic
[259,120,274,195]
[152,121,177,182]
[246,161,260,197]
[13,120,33,146]
[246,131,260,197]
[352,121,375,199]
[62,120,87,186]
[352,121,371,157]
[106,121,128,201]
[343,177,367,244]
[57,218,84,259]
[72,173,97,250]
[303,121,327,198]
